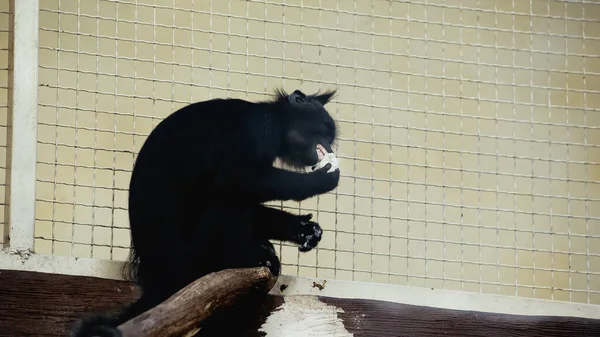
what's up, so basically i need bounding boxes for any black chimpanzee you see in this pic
[69,88,340,336]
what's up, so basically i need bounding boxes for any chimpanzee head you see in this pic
[275,89,338,168]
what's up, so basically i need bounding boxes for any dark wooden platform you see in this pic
[1,269,600,336]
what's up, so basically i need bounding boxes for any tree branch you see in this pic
[115,267,277,337]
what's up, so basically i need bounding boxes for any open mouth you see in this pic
[316,143,328,161]
[311,143,336,171]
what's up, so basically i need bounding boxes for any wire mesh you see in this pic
[31,0,600,304]
[0,1,12,248]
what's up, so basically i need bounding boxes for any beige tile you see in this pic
[112,247,130,261]
[22,0,600,304]
[71,243,91,258]
[92,245,111,260]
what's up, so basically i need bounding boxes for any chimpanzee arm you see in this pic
[251,165,339,203]
[253,204,322,252]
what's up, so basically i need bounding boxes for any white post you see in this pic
[6,0,39,252]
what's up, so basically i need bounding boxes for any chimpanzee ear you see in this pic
[288,90,307,106]
[313,89,336,105]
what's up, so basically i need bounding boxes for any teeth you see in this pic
[316,144,327,161]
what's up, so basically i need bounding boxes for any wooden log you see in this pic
[3,269,600,337]
[115,267,277,337]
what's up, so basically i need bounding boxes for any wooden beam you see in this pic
[1,269,599,337]
[116,267,276,337]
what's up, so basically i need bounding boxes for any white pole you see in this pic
[7,0,39,252]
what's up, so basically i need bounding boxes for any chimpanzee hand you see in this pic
[291,213,323,252]
[310,162,340,194]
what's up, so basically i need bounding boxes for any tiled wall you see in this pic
[0,1,11,248]
[32,0,600,304]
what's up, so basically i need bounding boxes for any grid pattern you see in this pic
[0,1,12,248]
[31,0,600,304]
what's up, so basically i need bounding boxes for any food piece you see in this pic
[313,144,339,173]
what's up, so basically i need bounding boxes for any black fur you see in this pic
[69,88,340,336]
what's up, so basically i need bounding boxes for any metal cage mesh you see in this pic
[0,1,12,248]
[27,0,600,304]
